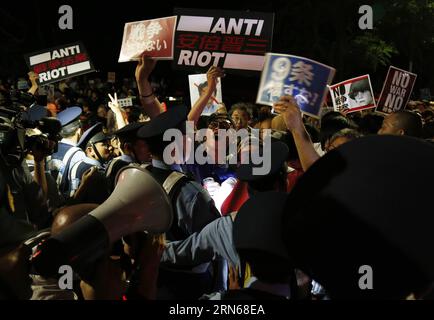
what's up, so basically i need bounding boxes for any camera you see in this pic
[23,118,62,155]
[0,90,61,167]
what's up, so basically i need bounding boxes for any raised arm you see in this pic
[135,55,164,119]
[274,95,320,171]
[188,66,225,126]
[108,93,127,130]
[27,71,39,96]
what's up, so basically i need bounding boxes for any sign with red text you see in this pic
[328,75,376,114]
[376,66,417,114]
[24,42,95,85]
[173,8,274,74]
[118,16,177,62]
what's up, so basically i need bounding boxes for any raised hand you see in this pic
[206,66,225,95]
[108,92,121,113]
[273,95,304,133]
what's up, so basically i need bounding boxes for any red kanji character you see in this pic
[74,53,88,63]
[33,63,47,74]
[61,57,75,67]
[244,38,268,54]
[221,36,244,53]
[177,34,200,49]
[48,59,61,69]
[199,35,221,51]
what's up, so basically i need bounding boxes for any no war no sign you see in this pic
[25,42,95,85]
[376,66,417,114]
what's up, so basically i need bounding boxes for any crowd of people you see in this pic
[0,53,434,300]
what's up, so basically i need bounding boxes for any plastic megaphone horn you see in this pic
[31,165,173,277]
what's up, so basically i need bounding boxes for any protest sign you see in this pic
[188,73,223,116]
[376,66,417,114]
[117,97,134,108]
[24,42,95,85]
[118,16,177,62]
[328,75,376,114]
[17,79,29,90]
[107,72,116,83]
[256,53,335,118]
[173,8,274,74]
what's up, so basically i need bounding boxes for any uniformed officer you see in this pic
[105,122,149,192]
[47,107,86,197]
[136,105,221,299]
[68,123,114,197]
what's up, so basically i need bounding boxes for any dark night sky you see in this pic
[1,0,280,102]
[1,1,432,102]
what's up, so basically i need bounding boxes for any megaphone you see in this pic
[31,165,173,277]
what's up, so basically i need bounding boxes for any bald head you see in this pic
[51,204,98,236]
[378,111,422,137]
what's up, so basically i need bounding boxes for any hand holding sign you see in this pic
[273,95,304,133]
[28,71,39,85]
[205,66,225,102]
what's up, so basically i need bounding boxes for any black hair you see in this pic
[320,113,357,149]
[197,115,210,130]
[357,113,384,135]
[127,106,144,123]
[329,128,363,145]
[394,110,423,137]
[348,78,371,100]
[304,123,320,143]
[230,103,252,119]
[145,134,170,157]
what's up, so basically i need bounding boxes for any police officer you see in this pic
[105,122,149,192]
[136,105,221,299]
[69,123,113,199]
[47,107,86,197]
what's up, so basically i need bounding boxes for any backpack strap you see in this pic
[57,147,81,192]
[162,171,187,196]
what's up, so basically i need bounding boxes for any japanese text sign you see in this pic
[24,42,95,85]
[173,8,274,74]
[118,16,177,62]
[328,75,376,114]
[257,53,335,118]
[376,66,417,114]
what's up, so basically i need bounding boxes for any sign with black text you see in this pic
[24,42,95,85]
[376,66,417,114]
[329,75,376,114]
[173,8,274,73]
